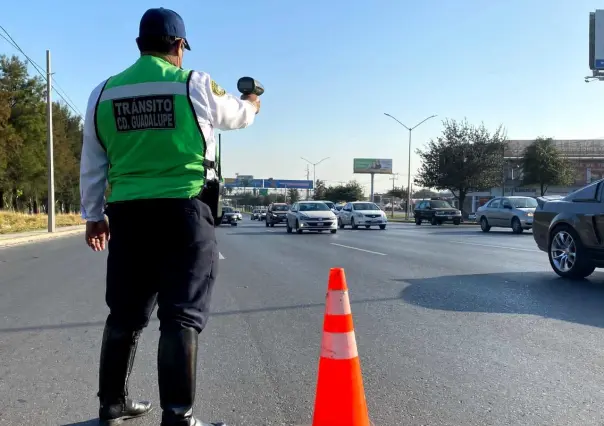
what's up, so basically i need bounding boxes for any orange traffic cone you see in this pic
[312,268,370,426]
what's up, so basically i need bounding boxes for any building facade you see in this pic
[465,139,604,213]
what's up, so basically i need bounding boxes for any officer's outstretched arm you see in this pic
[80,80,109,222]
[188,71,257,130]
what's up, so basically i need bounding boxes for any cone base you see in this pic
[312,357,370,426]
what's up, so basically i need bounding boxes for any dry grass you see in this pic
[0,210,85,234]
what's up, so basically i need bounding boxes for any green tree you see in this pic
[412,188,439,198]
[287,188,300,203]
[386,186,408,200]
[324,180,364,202]
[521,137,574,196]
[314,179,327,200]
[0,54,83,213]
[414,119,506,215]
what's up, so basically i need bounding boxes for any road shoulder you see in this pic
[0,225,85,248]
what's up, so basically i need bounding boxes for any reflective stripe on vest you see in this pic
[94,56,214,203]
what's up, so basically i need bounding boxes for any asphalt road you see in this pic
[2,220,604,425]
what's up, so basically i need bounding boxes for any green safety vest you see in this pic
[95,55,213,203]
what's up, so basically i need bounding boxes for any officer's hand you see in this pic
[86,219,110,252]
[241,93,260,114]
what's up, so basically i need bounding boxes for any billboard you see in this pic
[224,178,313,189]
[264,179,313,189]
[590,10,604,70]
[353,158,393,174]
[225,178,263,188]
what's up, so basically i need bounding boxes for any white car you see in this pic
[314,200,338,215]
[338,201,388,230]
[286,201,337,234]
[233,210,243,221]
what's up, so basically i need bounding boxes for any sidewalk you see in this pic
[0,225,85,248]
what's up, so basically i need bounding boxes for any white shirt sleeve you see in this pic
[79,80,109,222]
[188,71,257,130]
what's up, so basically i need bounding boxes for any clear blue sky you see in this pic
[1,0,602,193]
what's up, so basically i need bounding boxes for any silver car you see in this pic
[286,201,337,234]
[476,196,537,234]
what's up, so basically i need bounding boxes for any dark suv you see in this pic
[266,203,290,227]
[414,199,462,225]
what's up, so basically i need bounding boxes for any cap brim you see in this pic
[184,38,191,50]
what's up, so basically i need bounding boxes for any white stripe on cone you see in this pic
[325,290,352,316]
[320,331,359,360]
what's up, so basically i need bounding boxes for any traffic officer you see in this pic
[79,7,260,426]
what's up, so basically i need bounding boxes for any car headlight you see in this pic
[299,213,310,219]
[526,212,534,217]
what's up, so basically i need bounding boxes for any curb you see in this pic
[0,226,85,248]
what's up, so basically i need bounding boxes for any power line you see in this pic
[0,25,82,117]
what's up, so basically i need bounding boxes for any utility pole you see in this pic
[305,164,310,200]
[46,50,55,232]
[384,113,437,219]
[389,173,399,218]
[301,157,330,199]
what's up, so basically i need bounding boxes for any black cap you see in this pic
[139,8,191,50]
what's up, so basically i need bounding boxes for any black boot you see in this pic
[98,323,152,425]
[158,327,226,426]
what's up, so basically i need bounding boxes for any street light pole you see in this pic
[301,157,330,199]
[384,113,437,219]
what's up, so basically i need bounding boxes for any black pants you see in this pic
[104,198,218,334]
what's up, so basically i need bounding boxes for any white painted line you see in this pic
[219,252,225,259]
[330,243,387,256]
[449,240,540,252]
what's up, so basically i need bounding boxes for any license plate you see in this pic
[317,222,324,226]
[447,216,452,220]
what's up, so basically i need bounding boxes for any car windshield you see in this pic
[299,203,330,212]
[430,200,453,208]
[353,203,379,211]
[272,205,289,211]
[234,210,240,214]
[223,207,233,213]
[508,197,537,208]
[322,201,335,209]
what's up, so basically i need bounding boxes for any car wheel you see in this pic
[415,217,422,225]
[548,225,595,279]
[480,217,491,232]
[286,221,292,233]
[296,220,303,234]
[379,224,386,230]
[330,229,337,234]
[430,216,438,226]
[338,218,345,229]
[270,223,275,228]
[365,225,370,229]
[351,217,358,230]
[231,222,237,227]
[511,217,523,234]
[453,219,461,225]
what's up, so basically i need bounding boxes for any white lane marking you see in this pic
[219,252,225,259]
[449,240,540,252]
[330,243,387,256]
